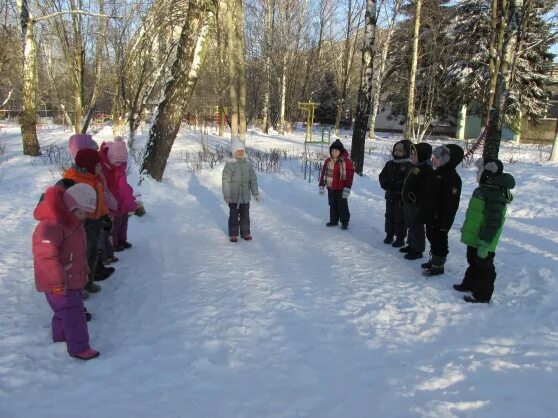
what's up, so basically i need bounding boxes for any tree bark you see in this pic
[17,0,41,156]
[404,0,421,142]
[261,0,272,134]
[484,0,506,125]
[141,1,210,181]
[350,0,376,175]
[279,52,287,135]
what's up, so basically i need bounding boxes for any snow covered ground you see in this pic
[0,123,557,418]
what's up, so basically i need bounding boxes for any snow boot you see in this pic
[422,255,445,277]
[404,251,423,260]
[453,284,471,292]
[392,237,405,248]
[341,223,348,230]
[121,241,132,249]
[85,281,101,293]
[104,256,119,265]
[463,295,489,304]
[94,265,115,281]
[399,245,412,253]
[421,260,432,269]
[242,235,253,241]
[383,234,394,244]
[230,236,238,242]
[326,222,339,227]
[70,349,100,360]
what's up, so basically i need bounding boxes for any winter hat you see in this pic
[107,138,128,164]
[329,139,345,154]
[69,134,97,160]
[231,140,245,154]
[476,156,504,183]
[63,183,97,213]
[432,145,451,166]
[412,143,432,163]
[75,148,101,174]
[393,140,411,159]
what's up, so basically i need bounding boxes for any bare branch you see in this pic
[34,9,122,22]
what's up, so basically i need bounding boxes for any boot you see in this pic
[392,237,405,248]
[70,348,100,360]
[242,235,253,240]
[94,265,115,281]
[326,222,339,227]
[423,255,445,277]
[121,241,132,249]
[85,281,101,293]
[453,284,471,292]
[399,245,412,253]
[404,250,423,260]
[463,295,489,304]
[383,234,394,244]
[421,260,432,269]
[230,236,238,242]
[341,223,348,230]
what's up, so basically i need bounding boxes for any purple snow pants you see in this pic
[112,214,129,247]
[45,289,90,355]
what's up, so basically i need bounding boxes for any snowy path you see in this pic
[1,127,557,417]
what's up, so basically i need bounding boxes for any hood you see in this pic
[413,142,432,163]
[34,187,80,228]
[392,140,412,160]
[485,172,515,190]
[445,144,464,169]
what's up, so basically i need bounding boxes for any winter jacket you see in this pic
[461,172,515,251]
[33,187,89,293]
[319,149,355,191]
[403,142,433,205]
[99,143,136,214]
[420,144,464,230]
[222,157,259,204]
[63,167,110,219]
[379,141,413,200]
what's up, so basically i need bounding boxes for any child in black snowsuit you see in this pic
[379,140,413,247]
[400,142,433,260]
[421,144,464,276]
[455,157,515,303]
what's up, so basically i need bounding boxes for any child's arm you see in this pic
[479,195,506,243]
[378,162,390,190]
[222,163,232,201]
[33,223,67,291]
[345,158,355,188]
[318,159,328,187]
[438,176,462,230]
[249,166,259,198]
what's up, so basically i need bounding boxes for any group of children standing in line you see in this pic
[378,138,516,304]
[32,134,137,360]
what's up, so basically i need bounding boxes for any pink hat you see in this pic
[107,138,128,164]
[63,183,97,213]
[69,134,98,160]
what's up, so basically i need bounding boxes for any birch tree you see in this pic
[350,0,376,174]
[404,0,421,141]
[141,0,211,181]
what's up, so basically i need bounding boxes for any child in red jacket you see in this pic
[33,183,100,360]
[319,139,355,230]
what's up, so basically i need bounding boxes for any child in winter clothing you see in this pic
[64,148,114,292]
[33,183,100,360]
[455,157,515,303]
[401,142,433,260]
[379,140,413,246]
[99,137,136,252]
[222,140,260,242]
[422,144,464,276]
[319,139,355,230]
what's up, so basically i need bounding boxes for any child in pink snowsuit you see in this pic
[99,137,136,251]
[33,183,100,360]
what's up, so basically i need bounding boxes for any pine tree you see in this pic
[315,71,338,125]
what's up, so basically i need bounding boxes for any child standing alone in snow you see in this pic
[318,139,355,230]
[379,140,413,247]
[222,140,260,242]
[455,157,515,303]
[33,183,100,360]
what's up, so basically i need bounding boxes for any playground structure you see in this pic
[298,102,332,183]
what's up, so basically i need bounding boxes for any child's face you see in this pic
[393,144,405,158]
[72,208,87,221]
[410,149,418,164]
[432,155,442,169]
[234,149,245,159]
[331,149,341,159]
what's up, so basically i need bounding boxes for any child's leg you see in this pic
[384,198,395,237]
[328,190,339,224]
[337,192,350,226]
[473,252,496,302]
[111,214,124,248]
[45,290,90,354]
[458,246,476,290]
[393,200,406,242]
[45,294,65,342]
[118,215,129,244]
[228,203,240,237]
[239,203,251,236]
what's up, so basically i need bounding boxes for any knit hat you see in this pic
[329,139,345,154]
[75,148,101,174]
[63,183,97,213]
[432,145,451,166]
[412,143,432,163]
[476,157,504,183]
[231,140,245,154]
[69,134,98,160]
[107,138,128,164]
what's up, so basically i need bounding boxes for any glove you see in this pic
[319,186,325,196]
[51,285,66,296]
[342,187,351,199]
[476,240,490,259]
[254,195,260,201]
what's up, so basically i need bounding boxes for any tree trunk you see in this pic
[350,0,376,175]
[17,0,40,156]
[261,0,272,134]
[235,0,247,140]
[483,0,521,159]
[141,1,209,181]
[279,53,287,135]
[225,0,239,139]
[404,0,421,142]
[484,0,506,125]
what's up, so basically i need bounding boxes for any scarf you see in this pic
[325,157,346,188]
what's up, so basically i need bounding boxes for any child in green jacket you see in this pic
[454,157,515,303]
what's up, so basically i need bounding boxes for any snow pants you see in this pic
[112,214,129,248]
[403,202,425,253]
[328,189,350,226]
[228,202,250,237]
[45,289,90,355]
[426,225,449,262]
[84,219,102,285]
[460,245,497,302]
[385,197,405,239]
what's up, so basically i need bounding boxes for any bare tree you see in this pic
[404,0,421,142]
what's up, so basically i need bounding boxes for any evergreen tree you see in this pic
[315,71,339,125]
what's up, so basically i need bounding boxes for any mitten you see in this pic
[476,240,490,259]
[319,186,325,196]
[342,187,351,199]
[51,285,66,296]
